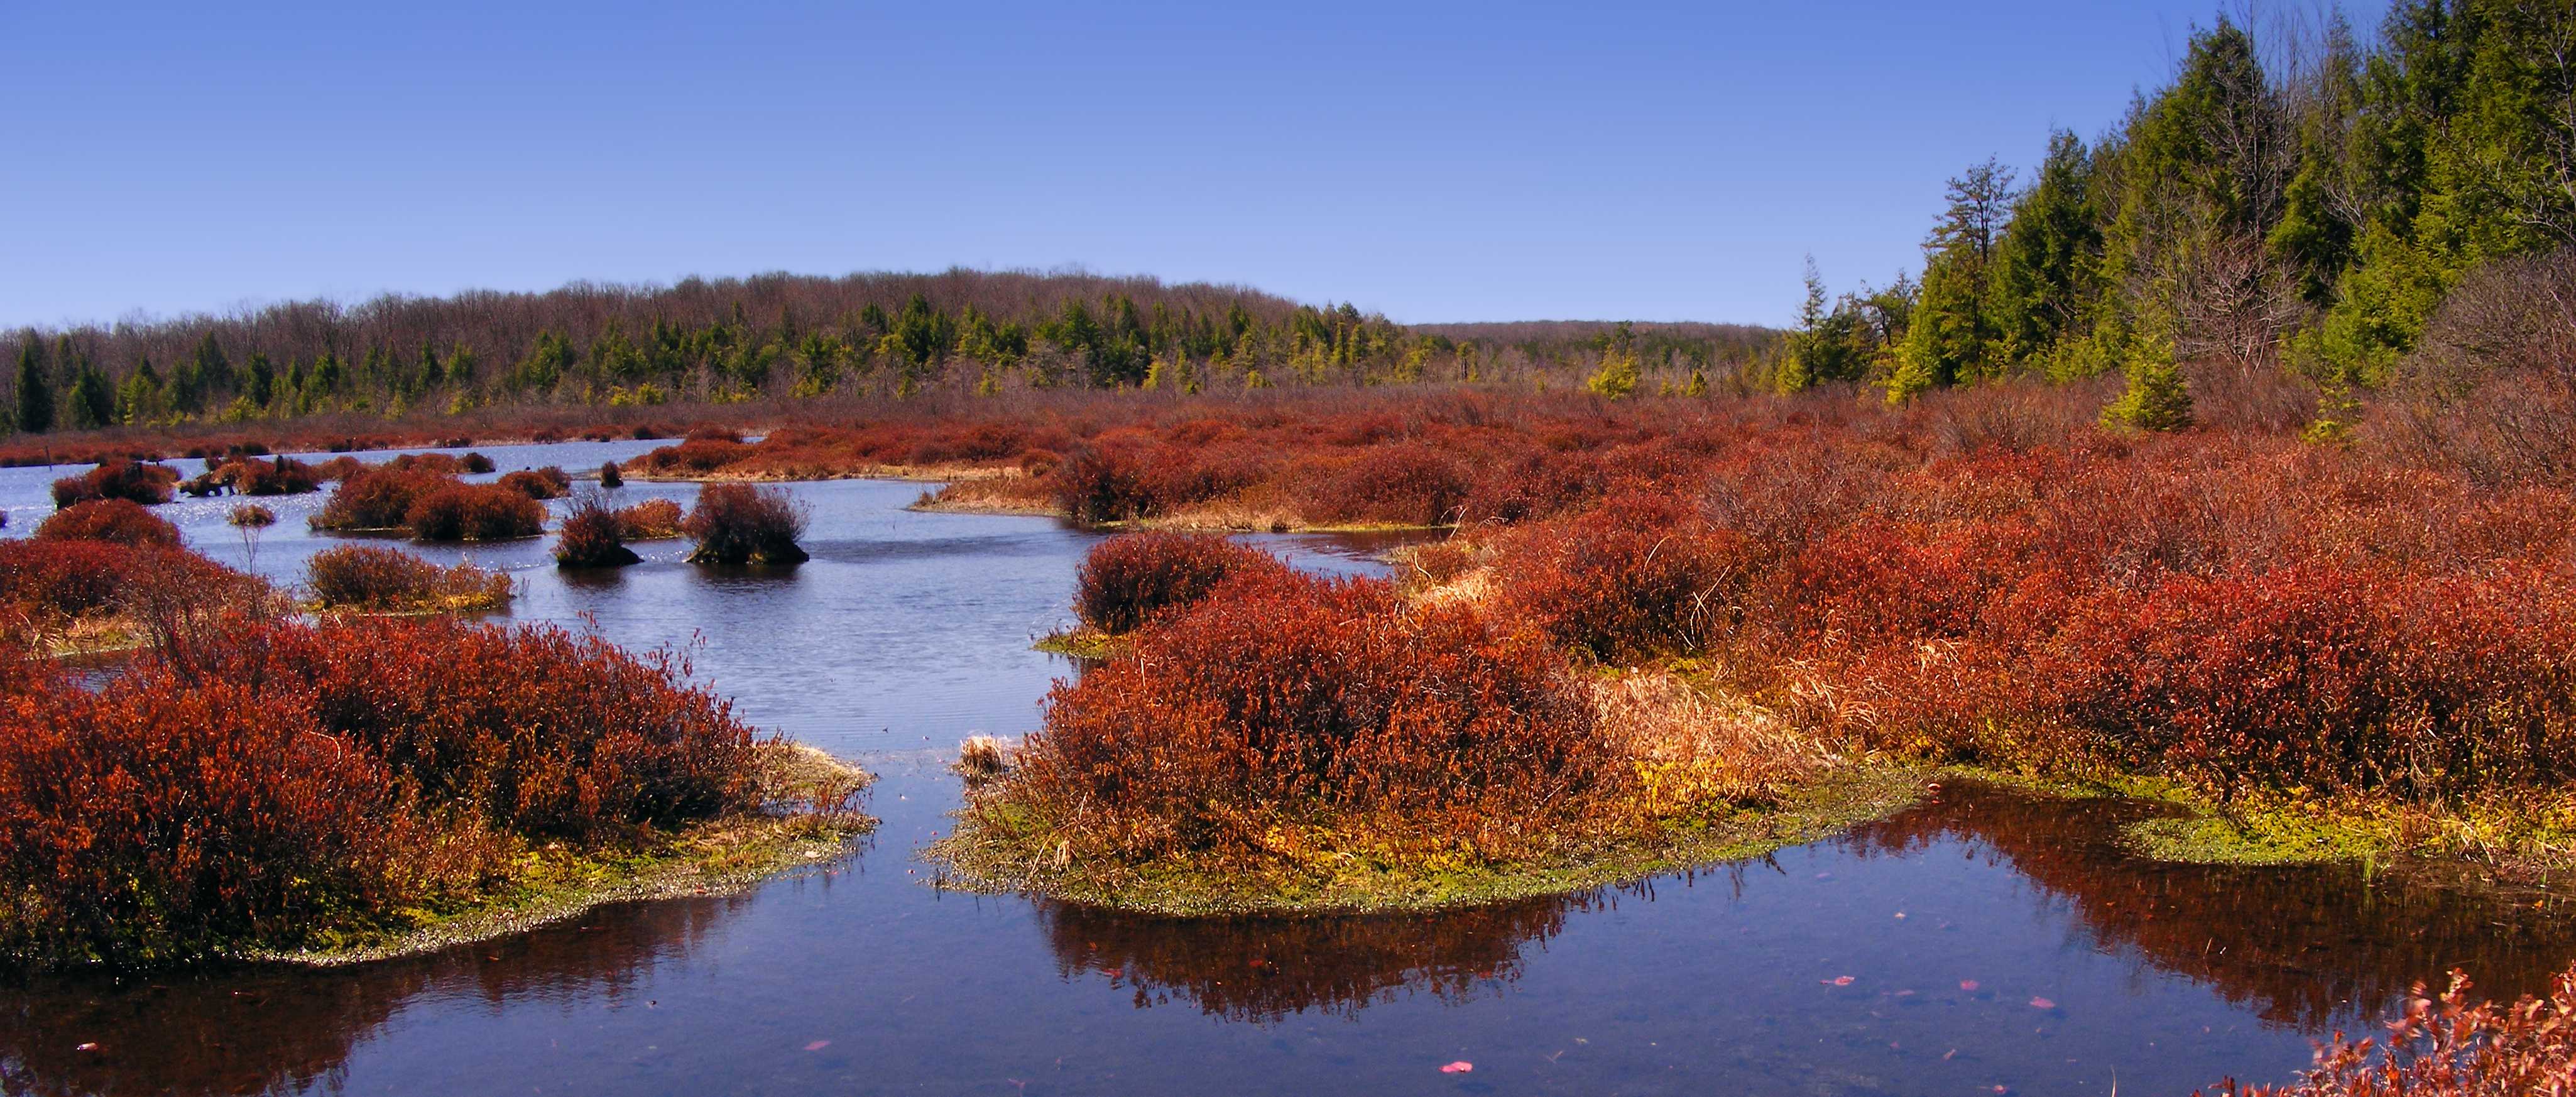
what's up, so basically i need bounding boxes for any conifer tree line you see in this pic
[0,269,1774,434]
[1786,0,2576,432]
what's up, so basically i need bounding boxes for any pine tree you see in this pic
[67,363,114,430]
[14,337,52,434]
[2101,339,2194,432]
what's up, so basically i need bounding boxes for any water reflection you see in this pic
[0,897,745,1097]
[1038,895,1583,1024]
[1845,780,2576,1029]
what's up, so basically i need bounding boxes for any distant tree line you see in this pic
[1786,0,2576,432]
[0,270,1781,434]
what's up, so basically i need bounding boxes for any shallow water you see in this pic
[5,441,2573,1096]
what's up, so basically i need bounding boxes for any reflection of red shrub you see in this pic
[36,499,182,548]
[1001,567,1618,868]
[404,484,545,542]
[1074,532,1284,633]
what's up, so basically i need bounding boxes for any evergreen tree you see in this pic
[14,337,52,434]
[67,363,114,430]
[246,352,275,407]
[2102,337,2195,432]
[1892,158,2016,400]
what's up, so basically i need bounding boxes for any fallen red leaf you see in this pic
[1960,980,1980,991]
[2029,997,2056,1009]
[1440,1061,1473,1073]
[804,1040,831,1051]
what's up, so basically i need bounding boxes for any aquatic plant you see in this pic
[681,484,809,564]
[1072,532,1284,634]
[956,735,1009,783]
[403,484,545,542]
[231,456,322,496]
[599,460,623,488]
[306,545,511,613]
[552,495,640,569]
[35,499,182,548]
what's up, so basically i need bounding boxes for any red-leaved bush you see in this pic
[312,467,454,530]
[992,567,1621,870]
[0,614,768,964]
[35,499,183,548]
[50,461,178,509]
[554,496,640,569]
[403,483,545,542]
[1072,532,1285,634]
[682,484,809,564]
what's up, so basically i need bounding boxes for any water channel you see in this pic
[4,439,2571,1096]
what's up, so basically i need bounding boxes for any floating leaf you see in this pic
[1960,980,1980,991]
[1440,1061,1473,1074]
[804,1040,831,1051]
[2029,997,2055,1009]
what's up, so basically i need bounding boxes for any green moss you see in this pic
[924,766,1926,917]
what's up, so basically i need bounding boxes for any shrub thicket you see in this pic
[312,467,452,530]
[36,499,182,548]
[51,461,178,509]
[0,614,768,964]
[498,467,570,500]
[403,484,545,542]
[992,567,1622,873]
[306,545,512,612]
[614,498,685,540]
[1072,532,1284,634]
[682,484,809,564]
[553,496,640,569]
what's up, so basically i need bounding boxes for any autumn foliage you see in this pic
[552,496,640,569]
[681,484,809,564]
[402,483,545,542]
[36,498,183,548]
[991,564,1625,874]
[306,545,512,611]
[50,461,178,509]
[0,615,767,965]
[1072,531,1284,634]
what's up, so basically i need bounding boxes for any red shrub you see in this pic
[313,467,455,530]
[310,455,366,482]
[51,461,178,509]
[1051,443,1156,526]
[307,545,512,611]
[682,484,809,564]
[1073,532,1286,633]
[614,498,685,540]
[1489,494,1741,661]
[36,499,183,548]
[404,483,546,542]
[233,456,321,496]
[1000,567,1618,867]
[0,674,406,964]
[0,613,770,964]
[1458,448,1606,525]
[0,540,141,616]
[1306,443,1471,527]
[554,496,640,568]
[498,469,569,500]
[386,452,469,476]
[638,437,752,474]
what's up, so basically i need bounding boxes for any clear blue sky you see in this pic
[0,1,2381,330]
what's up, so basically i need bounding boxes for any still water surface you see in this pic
[3,440,2572,1096]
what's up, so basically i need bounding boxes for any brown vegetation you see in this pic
[613,498,684,540]
[402,483,545,542]
[50,461,178,509]
[305,545,512,612]
[36,499,182,548]
[681,484,809,564]
[552,496,640,569]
